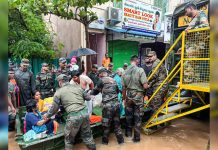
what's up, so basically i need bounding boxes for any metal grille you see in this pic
[183,29,210,86]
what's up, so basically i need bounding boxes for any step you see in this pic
[172,97,192,102]
[162,103,190,114]
[151,113,177,123]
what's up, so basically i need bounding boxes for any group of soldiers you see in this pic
[8,50,168,149]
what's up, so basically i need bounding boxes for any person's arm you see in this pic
[44,92,61,119]
[35,74,41,91]
[102,58,105,67]
[8,96,16,114]
[89,82,94,90]
[140,69,149,89]
[90,80,103,95]
[121,77,127,105]
[30,72,36,95]
[36,119,47,126]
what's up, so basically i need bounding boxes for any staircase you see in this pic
[143,27,210,134]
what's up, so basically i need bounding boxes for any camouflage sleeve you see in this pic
[90,79,103,95]
[199,11,208,23]
[35,74,40,91]
[30,72,36,95]
[121,76,126,89]
[46,91,61,118]
[149,68,159,87]
[139,68,147,85]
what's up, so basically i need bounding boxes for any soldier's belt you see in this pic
[102,102,119,108]
[67,107,88,118]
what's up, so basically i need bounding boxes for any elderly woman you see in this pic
[25,100,54,134]
[113,68,125,116]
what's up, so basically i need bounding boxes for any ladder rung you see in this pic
[172,97,192,102]
[162,104,190,113]
[151,113,177,123]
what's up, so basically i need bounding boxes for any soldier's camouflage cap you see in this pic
[123,63,128,67]
[21,58,30,66]
[56,74,68,81]
[98,67,107,74]
[59,57,67,63]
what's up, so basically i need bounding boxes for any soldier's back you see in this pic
[101,77,118,104]
[123,65,147,92]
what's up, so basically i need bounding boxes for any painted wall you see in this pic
[44,15,82,57]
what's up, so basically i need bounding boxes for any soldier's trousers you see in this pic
[102,104,124,144]
[65,109,96,150]
[125,100,144,141]
[149,87,168,112]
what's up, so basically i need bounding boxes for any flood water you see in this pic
[9,117,209,150]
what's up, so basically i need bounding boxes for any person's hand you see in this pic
[43,114,48,120]
[11,107,16,114]
[185,28,191,34]
[123,99,127,107]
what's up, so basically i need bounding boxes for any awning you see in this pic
[106,27,158,38]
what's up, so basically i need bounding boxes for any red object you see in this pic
[89,115,102,124]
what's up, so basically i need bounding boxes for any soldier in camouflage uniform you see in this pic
[56,57,70,77]
[43,74,96,150]
[107,63,115,78]
[14,59,36,106]
[36,63,55,99]
[90,67,124,145]
[185,3,209,31]
[88,64,99,86]
[147,51,168,112]
[122,55,148,142]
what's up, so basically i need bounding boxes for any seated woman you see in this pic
[25,100,54,135]
[34,91,53,114]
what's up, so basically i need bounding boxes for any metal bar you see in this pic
[180,31,185,86]
[148,33,183,81]
[187,27,210,33]
[144,88,180,128]
[183,58,210,61]
[144,61,181,108]
[194,91,206,105]
[168,68,181,83]
[146,104,210,128]
[180,84,210,93]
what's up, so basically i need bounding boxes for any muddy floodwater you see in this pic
[9,117,209,150]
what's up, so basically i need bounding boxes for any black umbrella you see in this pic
[67,48,97,59]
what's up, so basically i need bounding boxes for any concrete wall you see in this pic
[44,15,82,57]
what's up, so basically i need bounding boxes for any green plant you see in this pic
[9,0,58,59]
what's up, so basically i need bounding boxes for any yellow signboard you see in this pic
[178,4,208,27]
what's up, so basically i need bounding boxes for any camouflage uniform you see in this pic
[46,74,96,150]
[185,10,209,83]
[14,66,36,106]
[91,72,124,144]
[122,64,147,141]
[148,59,168,111]
[107,70,115,78]
[188,11,209,29]
[88,71,99,86]
[36,71,55,99]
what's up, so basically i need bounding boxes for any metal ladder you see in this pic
[143,27,210,134]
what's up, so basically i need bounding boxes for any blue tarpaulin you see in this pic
[106,27,158,37]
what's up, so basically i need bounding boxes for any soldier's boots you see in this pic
[102,137,109,145]
[117,135,124,144]
[132,138,140,143]
[87,144,96,150]
[125,129,132,138]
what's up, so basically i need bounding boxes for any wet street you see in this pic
[9,117,209,150]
